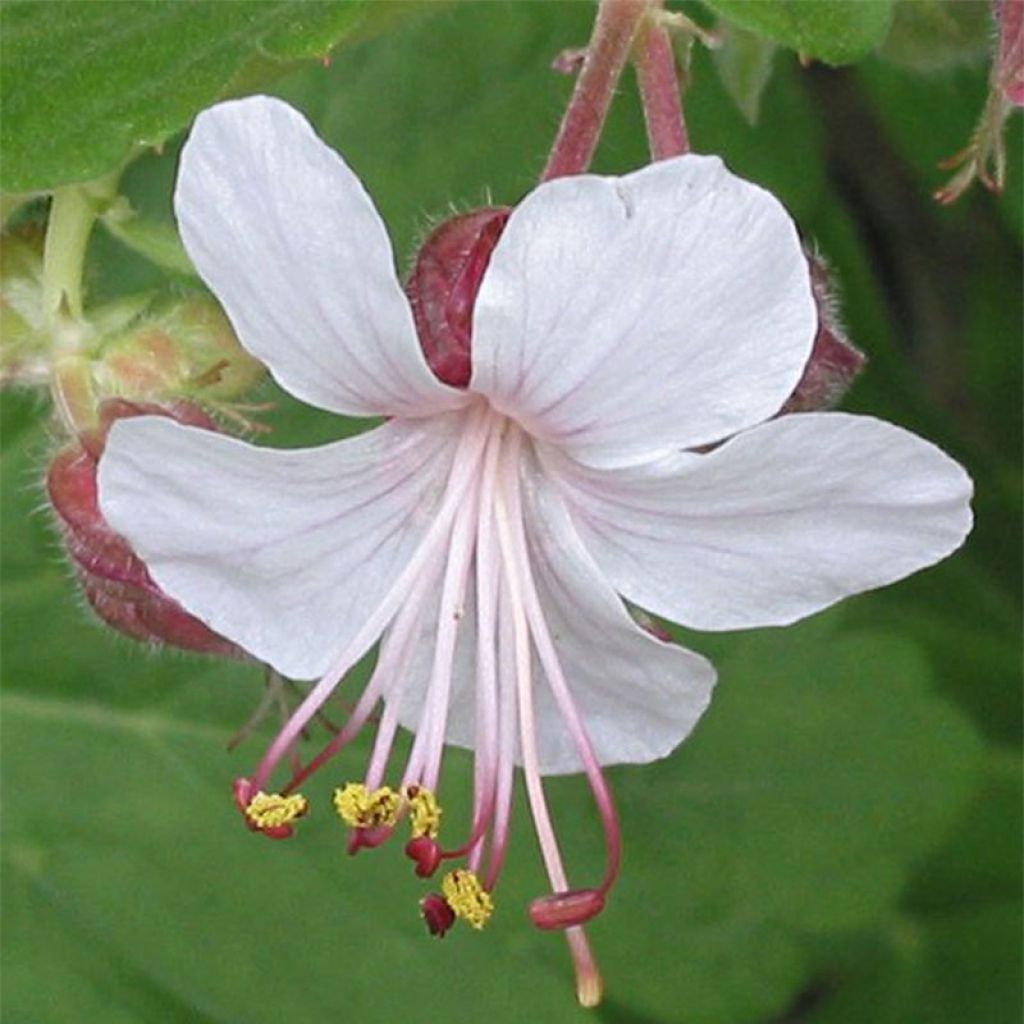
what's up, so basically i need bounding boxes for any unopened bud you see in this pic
[95,296,264,402]
[783,250,865,414]
[405,207,511,387]
[47,398,240,657]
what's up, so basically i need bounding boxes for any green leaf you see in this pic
[804,904,1023,1024]
[879,0,992,73]
[703,0,894,66]
[0,0,410,192]
[711,22,778,124]
[99,199,196,278]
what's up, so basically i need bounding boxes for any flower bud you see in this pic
[94,296,265,403]
[405,207,511,387]
[783,250,865,414]
[47,398,241,657]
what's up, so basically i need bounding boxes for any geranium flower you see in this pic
[98,96,972,1003]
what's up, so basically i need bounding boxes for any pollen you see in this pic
[404,784,442,838]
[245,791,309,829]
[333,782,400,829]
[441,869,494,930]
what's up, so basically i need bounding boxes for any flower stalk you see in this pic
[41,171,119,326]
[540,0,648,181]
[632,4,689,159]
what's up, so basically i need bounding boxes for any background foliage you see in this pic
[2,2,1021,1023]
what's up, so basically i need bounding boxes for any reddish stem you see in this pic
[633,8,689,159]
[541,0,648,181]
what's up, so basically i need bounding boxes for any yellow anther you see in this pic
[245,791,308,829]
[441,869,494,930]
[333,782,400,829]
[404,785,442,838]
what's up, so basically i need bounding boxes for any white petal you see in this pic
[98,413,465,679]
[175,96,465,418]
[521,460,717,774]
[469,155,815,463]
[384,575,481,761]
[545,413,974,631]
[385,462,716,776]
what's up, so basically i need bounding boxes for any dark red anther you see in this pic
[232,778,296,839]
[404,835,443,878]
[346,825,392,855]
[258,824,297,840]
[528,888,606,930]
[420,893,456,938]
[405,207,511,387]
[783,250,865,414]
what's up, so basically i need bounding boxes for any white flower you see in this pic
[98,96,972,1000]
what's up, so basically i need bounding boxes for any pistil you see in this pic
[493,426,606,1005]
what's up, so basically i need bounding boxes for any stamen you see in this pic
[493,430,573,899]
[405,835,443,877]
[404,785,442,838]
[463,424,503,868]
[441,869,494,929]
[482,592,517,888]
[420,893,456,938]
[506,434,622,901]
[494,426,606,1005]
[529,888,605,930]
[244,790,309,830]
[401,442,483,792]
[283,545,445,795]
[333,783,400,829]
[248,402,492,795]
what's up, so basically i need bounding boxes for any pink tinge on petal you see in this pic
[49,399,241,657]
[995,0,1024,105]
[783,250,865,414]
[405,207,510,387]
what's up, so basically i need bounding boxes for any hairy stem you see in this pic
[633,5,689,159]
[541,0,648,181]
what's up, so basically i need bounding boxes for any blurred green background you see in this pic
[2,2,1021,1022]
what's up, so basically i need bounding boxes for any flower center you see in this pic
[234,405,620,997]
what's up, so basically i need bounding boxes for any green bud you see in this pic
[93,296,265,403]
